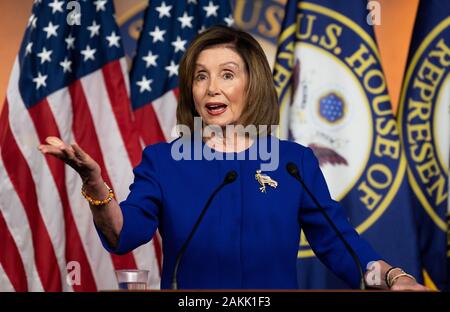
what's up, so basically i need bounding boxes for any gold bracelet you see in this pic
[386,267,403,287]
[81,182,115,206]
[387,270,416,288]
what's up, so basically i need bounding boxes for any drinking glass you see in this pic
[115,269,149,290]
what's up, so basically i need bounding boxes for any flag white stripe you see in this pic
[46,88,118,290]
[153,91,178,142]
[118,59,162,286]
[65,168,118,290]
[0,264,15,292]
[132,241,161,289]
[0,153,44,292]
[80,70,134,201]
[120,57,131,97]
[7,59,71,291]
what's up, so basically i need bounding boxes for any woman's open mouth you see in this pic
[205,103,228,116]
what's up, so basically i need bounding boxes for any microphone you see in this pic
[286,162,366,290]
[171,170,238,290]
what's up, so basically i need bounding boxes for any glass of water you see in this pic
[115,269,149,290]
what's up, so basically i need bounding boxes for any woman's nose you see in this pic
[207,79,220,96]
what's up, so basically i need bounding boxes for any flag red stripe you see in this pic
[68,80,137,270]
[101,61,141,167]
[153,231,163,272]
[102,60,163,274]
[134,103,166,146]
[0,211,28,291]
[172,87,180,101]
[28,99,97,291]
[0,101,62,291]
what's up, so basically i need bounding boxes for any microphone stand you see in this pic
[287,162,366,290]
[171,171,238,290]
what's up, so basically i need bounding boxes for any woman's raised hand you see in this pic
[38,136,101,184]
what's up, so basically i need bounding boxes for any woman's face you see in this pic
[192,46,248,128]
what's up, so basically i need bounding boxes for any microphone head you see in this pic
[224,170,238,184]
[286,162,299,176]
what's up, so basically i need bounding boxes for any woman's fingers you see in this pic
[38,144,64,157]
[60,144,76,159]
[71,143,100,174]
[71,143,88,161]
[39,136,77,163]
[45,136,64,148]
[39,137,100,180]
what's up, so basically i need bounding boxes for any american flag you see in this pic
[0,0,161,291]
[130,0,233,145]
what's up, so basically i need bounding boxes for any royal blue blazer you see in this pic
[97,135,381,289]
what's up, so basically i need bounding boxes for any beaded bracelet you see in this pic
[81,182,115,206]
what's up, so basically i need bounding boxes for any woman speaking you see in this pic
[38,26,426,291]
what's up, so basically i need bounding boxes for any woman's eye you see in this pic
[223,72,234,80]
[195,74,207,81]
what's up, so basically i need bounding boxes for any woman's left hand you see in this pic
[390,276,430,291]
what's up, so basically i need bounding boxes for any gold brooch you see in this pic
[255,170,278,193]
